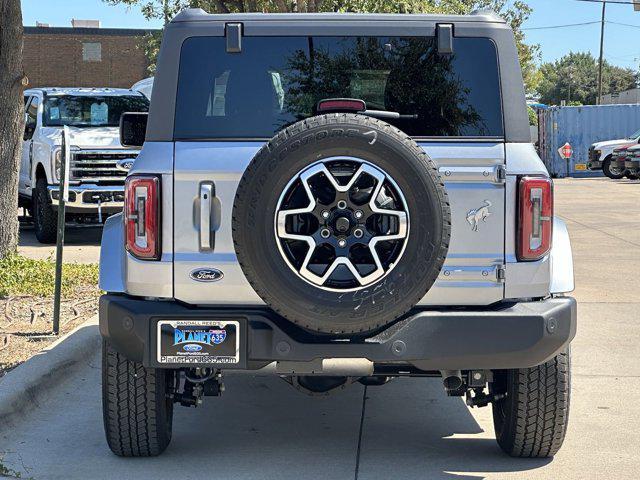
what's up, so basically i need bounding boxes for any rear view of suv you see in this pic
[99,10,576,459]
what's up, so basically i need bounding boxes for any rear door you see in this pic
[172,32,505,306]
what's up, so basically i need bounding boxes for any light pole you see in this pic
[597,2,606,105]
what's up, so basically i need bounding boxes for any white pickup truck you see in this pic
[18,88,149,243]
[588,128,640,179]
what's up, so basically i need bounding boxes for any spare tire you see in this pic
[233,114,450,334]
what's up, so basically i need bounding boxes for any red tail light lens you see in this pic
[317,98,366,113]
[125,175,160,260]
[517,177,553,261]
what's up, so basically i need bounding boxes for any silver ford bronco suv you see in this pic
[99,9,577,459]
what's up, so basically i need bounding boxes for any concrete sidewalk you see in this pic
[0,178,638,479]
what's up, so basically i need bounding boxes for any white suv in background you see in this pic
[19,87,149,243]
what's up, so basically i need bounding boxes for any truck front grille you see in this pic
[70,150,138,182]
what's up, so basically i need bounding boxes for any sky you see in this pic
[20,0,640,70]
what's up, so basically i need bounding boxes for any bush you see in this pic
[528,105,538,126]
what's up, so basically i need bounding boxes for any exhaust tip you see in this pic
[443,375,463,391]
[440,370,463,393]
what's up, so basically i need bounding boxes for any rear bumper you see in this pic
[625,160,639,173]
[612,158,627,171]
[99,294,577,371]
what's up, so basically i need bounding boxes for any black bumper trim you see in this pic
[99,295,577,371]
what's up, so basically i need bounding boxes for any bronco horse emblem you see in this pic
[466,200,492,232]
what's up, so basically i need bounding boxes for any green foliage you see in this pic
[537,52,638,106]
[0,254,98,297]
[283,37,484,134]
[527,105,537,126]
[104,0,539,90]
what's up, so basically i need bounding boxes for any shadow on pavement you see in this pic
[19,223,103,247]
[1,362,550,480]
[357,377,551,480]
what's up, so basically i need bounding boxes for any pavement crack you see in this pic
[354,385,368,480]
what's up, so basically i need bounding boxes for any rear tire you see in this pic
[102,340,174,457]
[32,178,57,243]
[602,157,624,179]
[491,348,571,458]
[625,173,639,180]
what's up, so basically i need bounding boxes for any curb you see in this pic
[0,315,100,430]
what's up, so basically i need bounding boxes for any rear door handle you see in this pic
[200,183,213,250]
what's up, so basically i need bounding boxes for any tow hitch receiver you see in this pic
[172,368,224,407]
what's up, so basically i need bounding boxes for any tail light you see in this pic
[125,175,160,260]
[317,98,366,113]
[517,177,553,261]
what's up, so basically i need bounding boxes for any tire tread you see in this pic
[102,340,172,457]
[494,349,570,458]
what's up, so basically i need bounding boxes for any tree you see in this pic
[538,52,638,106]
[0,0,25,259]
[104,0,539,88]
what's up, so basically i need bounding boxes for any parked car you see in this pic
[19,87,149,243]
[624,144,640,177]
[588,128,640,179]
[610,144,639,180]
[99,9,576,460]
[131,77,154,100]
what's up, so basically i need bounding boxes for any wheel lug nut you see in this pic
[338,239,347,248]
[355,210,363,219]
[337,200,347,210]
[321,210,330,219]
[320,228,331,239]
[353,228,364,239]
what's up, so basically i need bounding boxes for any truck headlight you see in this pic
[53,149,62,180]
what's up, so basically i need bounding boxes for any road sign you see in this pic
[558,142,573,159]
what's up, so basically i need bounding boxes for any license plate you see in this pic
[157,320,240,364]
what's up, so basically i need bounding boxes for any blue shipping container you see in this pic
[537,104,640,177]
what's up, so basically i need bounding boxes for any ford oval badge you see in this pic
[183,344,203,352]
[190,268,224,282]
[116,158,135,172]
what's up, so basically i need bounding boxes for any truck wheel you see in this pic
[491,348,570,458]
[602,157,624,179]
[233,113,450,335]
[102,340,175,457]
[625,173,639,180]
[32,178,57,243]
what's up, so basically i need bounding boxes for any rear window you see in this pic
[174,36,503,139]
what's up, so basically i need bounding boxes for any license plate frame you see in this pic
[156,319,240,365]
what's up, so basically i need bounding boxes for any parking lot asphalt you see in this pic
[1,177,639,480]
[17,222,102,264]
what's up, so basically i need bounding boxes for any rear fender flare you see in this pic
[99,214,126,293]
[550,217,574,294]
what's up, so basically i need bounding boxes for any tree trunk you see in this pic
[0,0,24,259]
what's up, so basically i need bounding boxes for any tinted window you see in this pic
[175,36,503,139]
[26,96,39,127]
[43,95,149,128]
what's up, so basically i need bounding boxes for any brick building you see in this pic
[23,26,158,89]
